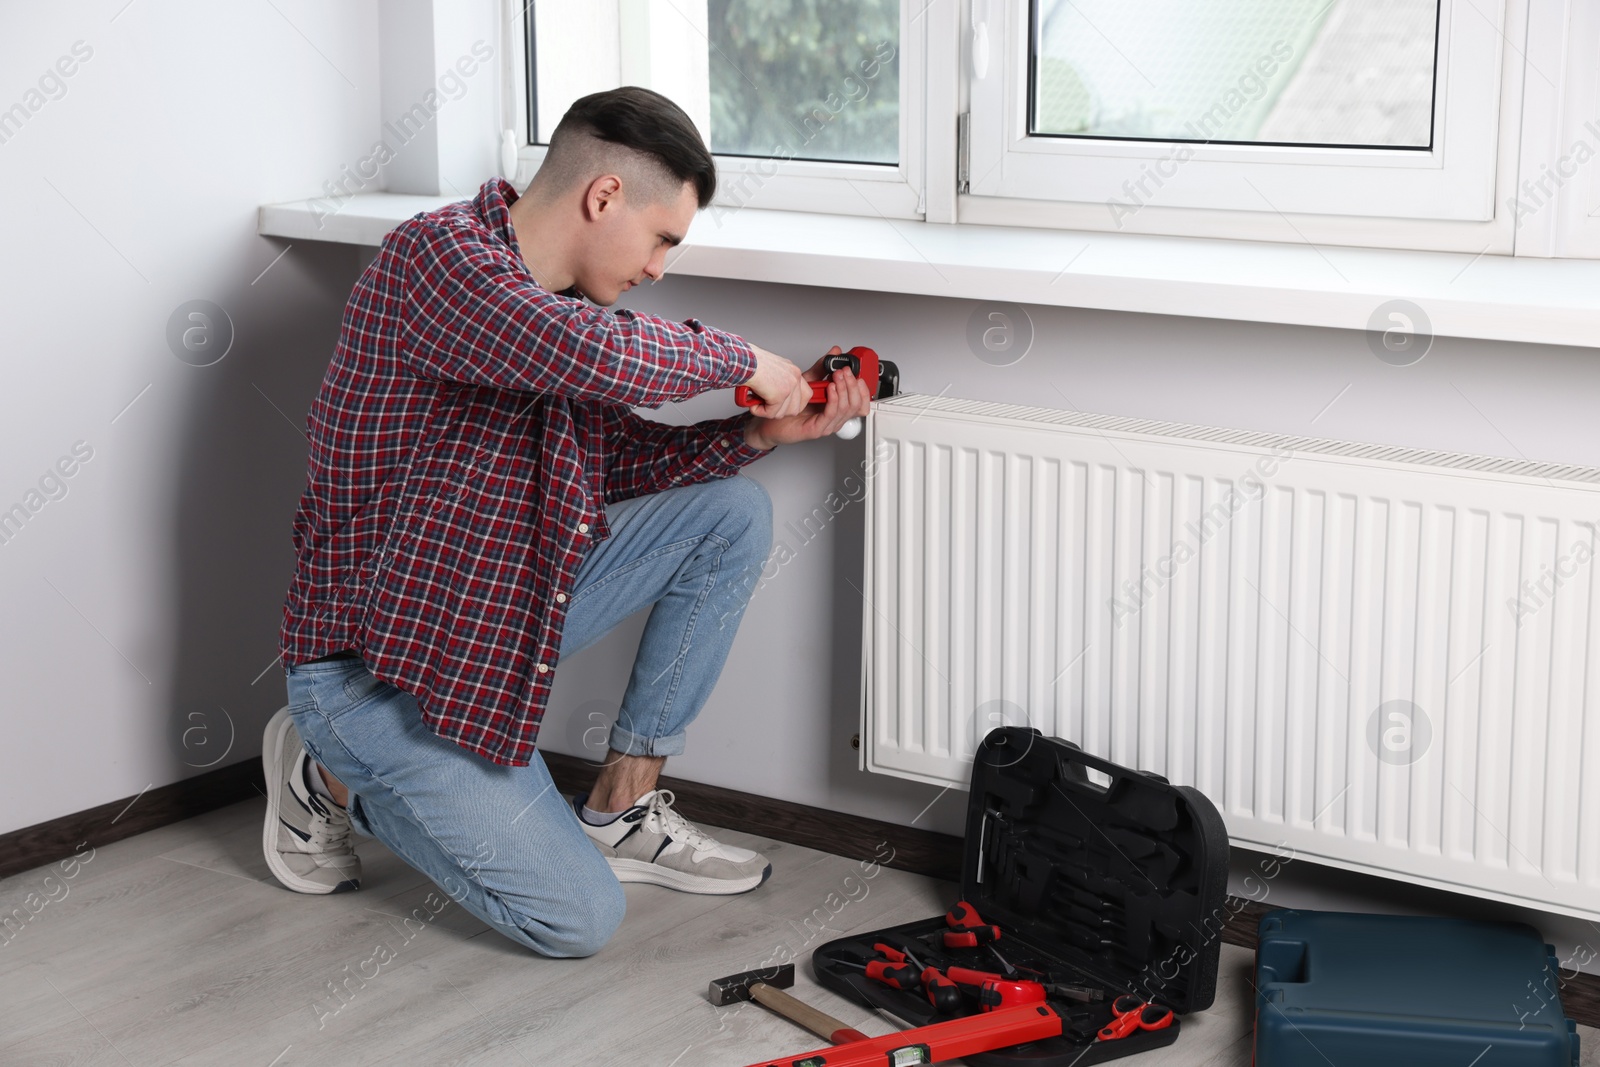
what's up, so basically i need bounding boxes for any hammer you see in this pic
[707,963,872,1045]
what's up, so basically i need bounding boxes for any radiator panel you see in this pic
[859,395,1600,919]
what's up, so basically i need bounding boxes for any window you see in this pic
[508,0,1597,257]
[966,0,1515,250]
[517,0,923,219]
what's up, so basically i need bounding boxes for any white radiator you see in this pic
[859,394,1600,920]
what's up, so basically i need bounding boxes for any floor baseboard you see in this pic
[0,759,265,881]
[8,752,1597,1030]
[543,751,964,883]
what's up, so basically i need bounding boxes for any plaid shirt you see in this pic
[280,177,770,766]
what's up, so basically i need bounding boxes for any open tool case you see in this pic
[813,727,1230,1065]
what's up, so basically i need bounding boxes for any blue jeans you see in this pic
[283,474,772,957]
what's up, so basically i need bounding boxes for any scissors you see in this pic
[1096,995,1174,1041]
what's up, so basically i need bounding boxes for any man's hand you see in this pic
[744,346,872,450]
[743,345,812,419]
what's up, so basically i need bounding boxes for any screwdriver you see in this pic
[831,956,920,991]
[880,941,1060,1014]
[985,943,1020,979]
[944,900,1002,947]
[874,941,963,1014]
[920,967,963,1014]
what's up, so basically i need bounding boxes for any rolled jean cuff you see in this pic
[608,723,686,758]
[348,794,377,837]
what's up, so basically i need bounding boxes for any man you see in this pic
[261,86,871,958]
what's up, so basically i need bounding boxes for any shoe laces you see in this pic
[297,756,355,854]
[305,801,354,854]
[640,789,717,852]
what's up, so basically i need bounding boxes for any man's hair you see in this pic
[536,86,716,208]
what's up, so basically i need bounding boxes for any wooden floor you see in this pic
[2,799,1595,1067]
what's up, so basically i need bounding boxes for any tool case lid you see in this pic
[963,727,1231,1014]
[1255,909,1580,1065]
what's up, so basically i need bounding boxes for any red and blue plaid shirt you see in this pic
[280,177,769,766]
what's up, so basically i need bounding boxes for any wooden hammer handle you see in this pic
[750,982,871,1045]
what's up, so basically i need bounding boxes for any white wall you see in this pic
[0,0,380,832]
[5,0,1598,974]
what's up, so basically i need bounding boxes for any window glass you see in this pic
[528,1,900,165]
[1031,0,1438,148]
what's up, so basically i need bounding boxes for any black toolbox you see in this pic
[813,727,1231,1064]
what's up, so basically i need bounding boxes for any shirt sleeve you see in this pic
[600,405,773,505]
[397,220,756,409]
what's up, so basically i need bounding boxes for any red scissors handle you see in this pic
[1097,995,1173,1041]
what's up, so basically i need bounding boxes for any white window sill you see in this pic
[258,195,1600,349]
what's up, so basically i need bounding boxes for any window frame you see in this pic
[509,0,928,222]
[1514,0,1600,258]
[963,0,1528,253]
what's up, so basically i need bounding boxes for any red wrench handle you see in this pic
[975,979,1048,1012]
[733,379,830,409]
[944,968,1049,1012]
[734,346,880,410]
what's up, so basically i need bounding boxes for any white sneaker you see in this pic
[261,706,361,894]
[574,788,771,895]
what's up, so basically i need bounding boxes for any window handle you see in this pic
[971,0,990,80]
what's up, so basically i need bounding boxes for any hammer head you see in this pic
[707,962,794,1006]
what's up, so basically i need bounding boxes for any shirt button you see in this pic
[578,522,589,533]
[555,592,566,603]
[537,663,549,674]
[720,437,730,447]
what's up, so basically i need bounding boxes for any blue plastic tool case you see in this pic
[812,727,1231,1064]
[1255,909,1580,1066]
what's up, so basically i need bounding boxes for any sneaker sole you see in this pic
[261,707,358,896]
[607,857,772,895]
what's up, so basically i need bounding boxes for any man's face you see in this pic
[576,179,698,306]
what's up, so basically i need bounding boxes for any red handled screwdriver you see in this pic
[943,900,1003,948]
[873,940,919,965]
[875,941,964,1015]
[921,967,963,1014]
[832,957,920,991]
